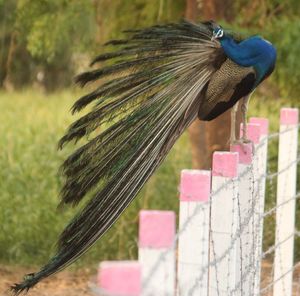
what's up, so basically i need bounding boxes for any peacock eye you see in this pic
[212,28,224,40]
[217,29,224,38]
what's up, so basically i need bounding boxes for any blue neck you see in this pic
[219,35,276,85]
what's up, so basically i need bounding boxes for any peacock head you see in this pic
[212,27,224,41]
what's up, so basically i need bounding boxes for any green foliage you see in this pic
[230,0,300,100]
[1,0,300,267]
[0,0,17,81]
[222,18,300,101]
[0,0,17,31]
[2,0,300,97]
[0,90,299,266]
[264,17,300,100]
[0,90,190,266]
[0,0,185,89]
[249,93,300,261]
[0,90,76,265]
[94,0,185,44]
[15,0,96,62]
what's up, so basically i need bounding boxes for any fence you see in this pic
[91,107,299,296]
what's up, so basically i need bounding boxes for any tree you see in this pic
[0,0,18,90]
[93,0,185,44]
[186,0,236,170]
[185,0,208,169]
[1,0,96,90]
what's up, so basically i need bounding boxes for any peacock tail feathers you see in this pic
[58,20,221,207]
[11,20,228,294]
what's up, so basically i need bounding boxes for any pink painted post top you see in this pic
[179,170,211,202]
[212,152,239,178]
[280,108,299,125]
[240,123,261,144]
[230,143,253,165]
[139,210,175,248]
[98,261,141,296]
[250,117,269,135]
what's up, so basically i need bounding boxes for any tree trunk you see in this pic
[3,31,17,92]
[185,0,198,21]
[202,0,236,168]
[185,0,210,169]
[202,0,234,22]
[186,0,236,170]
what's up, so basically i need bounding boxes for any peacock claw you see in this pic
[230,138,255,154]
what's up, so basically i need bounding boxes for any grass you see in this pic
[0,89,299,269]
[0,89,192,268]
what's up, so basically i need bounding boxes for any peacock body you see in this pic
[12,20,276,294]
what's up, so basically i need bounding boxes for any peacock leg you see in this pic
[230,95,253,151]
[241,95,250,142]
[230,103,239,144]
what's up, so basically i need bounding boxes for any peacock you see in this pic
[11,20,276,294]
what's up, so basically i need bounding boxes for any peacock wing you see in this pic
[198,58,256,121]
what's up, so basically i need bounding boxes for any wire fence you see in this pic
[94,109,300,296]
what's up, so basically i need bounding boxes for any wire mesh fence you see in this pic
[93,108,300,296]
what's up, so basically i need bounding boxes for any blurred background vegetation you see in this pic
[1,0,300,98]
[0,0,300,269]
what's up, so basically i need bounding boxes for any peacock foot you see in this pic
[230,138,255,154]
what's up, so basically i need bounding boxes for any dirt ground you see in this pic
[0,265,96,296]
[1,261,300,296]
[260,261,300,296]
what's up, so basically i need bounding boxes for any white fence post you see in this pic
[177,170,211,296]
[209,152,239,296]
[98,261,141,296]
[249,118,269,294]
[230,143,254,296]
[273,108,299,296]
[139,210,176,296]
[241,122,267,295]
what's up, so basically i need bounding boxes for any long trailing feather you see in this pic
[11,20,222,294]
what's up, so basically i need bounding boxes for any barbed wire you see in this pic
[229,229,300,295]
[88,124,300,295]
[144,157,300,293]
[263,192,300,218]
[260,261,300,295]
[141,125,300,295]
[262,231,296,259]
[264,122,300,141]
